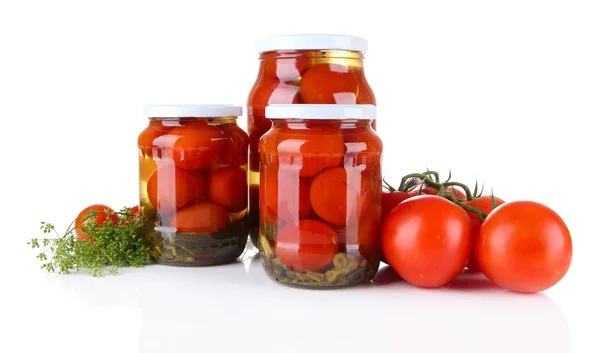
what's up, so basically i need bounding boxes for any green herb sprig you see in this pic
[28,207,150,277]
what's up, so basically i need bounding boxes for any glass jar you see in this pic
[138,105,249,266]
[247,34,377,247]
[258,104,382,288]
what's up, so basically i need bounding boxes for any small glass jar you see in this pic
[258,104,382,288]
[247,34,377,247]
[138,105,249,266]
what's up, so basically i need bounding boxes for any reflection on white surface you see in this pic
[34,243,570,353]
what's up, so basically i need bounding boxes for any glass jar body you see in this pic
[137,117,249,266]
[247,50,377,247]
[258,119,382,287]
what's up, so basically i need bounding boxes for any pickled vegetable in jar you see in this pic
[248,34,377,247]
[138,105,249,266]
[258,104,382,288]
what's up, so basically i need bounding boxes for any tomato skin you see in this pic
[137,121,174,157]
[219,123,249,167]
[261,167,311,223]
[275,125,344,177]
[169,202,230,234]
[274,219,339,272]
[129,205,140,215]
[382,195,473,288]
[146,167,205,214]
[447,186,467,199]
[75,204,119,242]
[475,201,572,293]
[206,166,247,213]
[168,122,227,171]
[263,57,311,82]
[299,64,358,104]
[381,191,418,221]
[310,167,372,226]
[463,195,506,271]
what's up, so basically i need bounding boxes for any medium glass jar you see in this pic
[247,34,377,247]
[258,104,382,288]
[138,105,249,266]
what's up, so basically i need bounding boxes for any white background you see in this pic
[1,1,599,352]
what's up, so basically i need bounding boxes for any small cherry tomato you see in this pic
[342,126,382,168]
[274,219,339,272]
[129,205,140,215]
[382,195,473,288]
[75,204,119,242]
[381,191,418,221]
[219,123,249,167]
[463,195,506,271]
[299,64,358,104]
[137,121,174,157]
[475,201,572,293]
[263,57,311,82]
[262,166,312,223]
[169,202,230,234]
[206,166,247,213]
[146,167,205,214]
[249,80,300,124]
[168,121,227,171]
[275,125,344,177]
[310,167,372,226]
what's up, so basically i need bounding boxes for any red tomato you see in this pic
[299,64,358,104]
[418,187,438,195]
[463,195,506,271]
[146,167,205,214]
[447,186,467,199]
[342,126,382,168]
[275,126,344,177]
[475,201,572,293]
[274,219,339,272]
[381,191,418,221]
[137,121,174,157]
[261,166,312,222]
[75,204,119,242]
[263,57,311,82]
[168,122,227,171]
[219,123,249,167]
[206,166,247,213]
[382,195,473,288]
[356,74,376,105]
[310,167,372,226]
[129,205,140,215]
[169,202,230,234]
[249,80,300,124]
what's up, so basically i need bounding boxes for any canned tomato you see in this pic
[247,34,377,247]
[138,105,249,266]
[258,104,382,288]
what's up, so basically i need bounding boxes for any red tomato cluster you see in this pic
[75,204,138,242]
[381,189,573,293]
[139,120,249,234]
[259,123,382,273]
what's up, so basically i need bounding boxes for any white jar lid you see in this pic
[144,104,242,118]
[255,34,368,53]
[266,104,376,120]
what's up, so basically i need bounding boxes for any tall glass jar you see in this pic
[258,104,382,288]
[247,34,377,247]
[138,105,249,266]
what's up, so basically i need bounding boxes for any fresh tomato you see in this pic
[169,202,230,234]
[146,167,205,214]
[219,123,249,167]
[137,121,174,157]
[447,186,467,199]
[310,167,372,226]
[129,205,140,215]
[382,191,418,221]
[206,166,247,213]
[75,204,119,242]
[168,121,227,171]
[299,64,358,104]
[475,201,572,293]
[382,195,473,288]
[274,219,339,272]
[275,126,344,177]
[463,195,506,271]
[261,166,312,223]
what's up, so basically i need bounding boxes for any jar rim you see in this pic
[144,104,242,118]
[266,104,376,120]
[255,34,368,53]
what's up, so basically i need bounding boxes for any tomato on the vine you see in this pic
[275,220,339,272]
[447,186,467,199]
[382,191,418,221]
[382,195,473,288]
[299,64,358,104]
[475,201,572,293]
[463,195,505,271]
[75,204,119,242]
